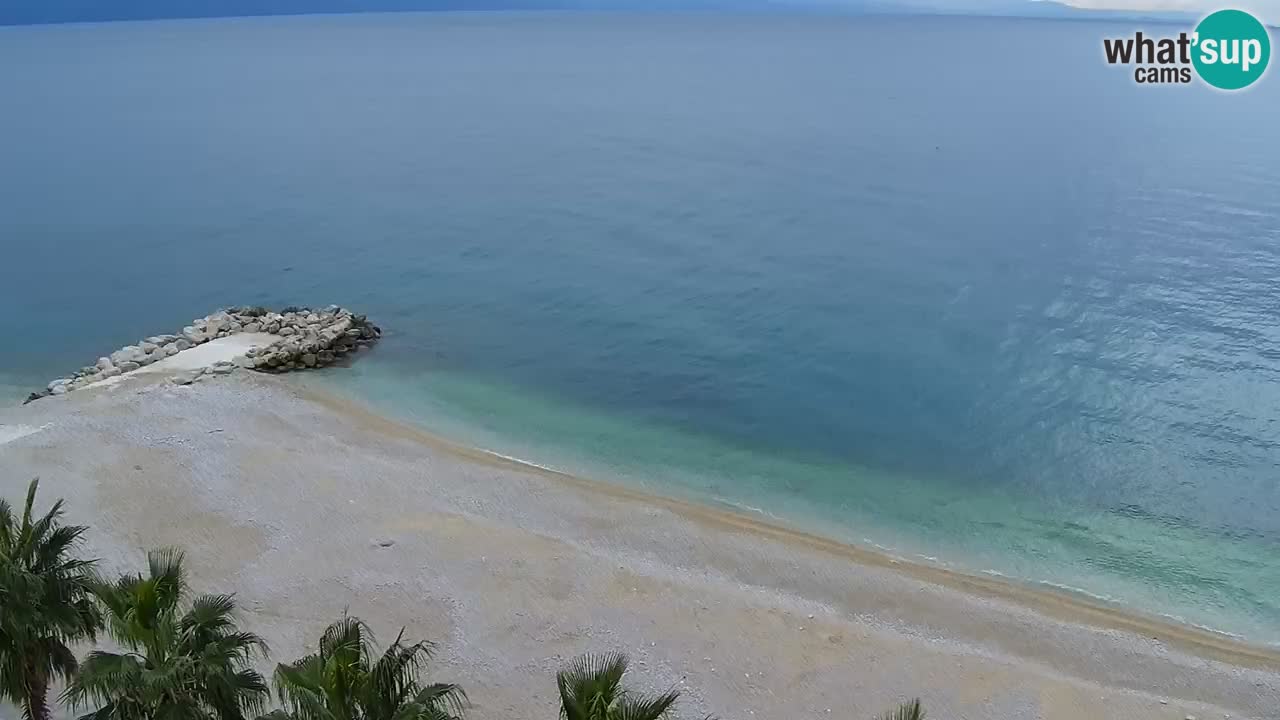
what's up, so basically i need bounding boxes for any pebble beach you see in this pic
[1,366,1277,720]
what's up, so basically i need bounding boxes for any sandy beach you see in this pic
[1,370,1277,720]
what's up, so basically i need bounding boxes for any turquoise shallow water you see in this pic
[312,361,1280,645]
[2,12,1279,644]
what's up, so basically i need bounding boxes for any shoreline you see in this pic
[3,370,1278,719]
[296,377,1280,673]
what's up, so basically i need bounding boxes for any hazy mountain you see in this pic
[0,0,1200,27]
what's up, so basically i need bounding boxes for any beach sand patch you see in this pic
[0,423,51,446]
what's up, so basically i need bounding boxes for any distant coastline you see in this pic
[0,2,1207,29]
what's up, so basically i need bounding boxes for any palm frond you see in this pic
[392,700,462,720]
[25,496,67,554]
[318,613,370,670]
[183,593,239,632]
[0,494,16,549]
[21,478,42,531]
[272,616,462,720]
[366,633,430,714]
[62,651,145,710]
[557,652,629,720]
[70,549,268,720]
[31,522,86,574]
[0,478,101,716]
[145,547,188,610]
[75,700,123,720]
[410,682,467,718]
[876,699,925,720]
[612,689,679,720]
[202,666,271,720]
[42,635,80,681]
[272,656,333,720]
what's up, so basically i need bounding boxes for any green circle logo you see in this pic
[1192,9,1271,90]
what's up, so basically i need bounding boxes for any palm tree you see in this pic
[263,614,465,720]
[556,653,679,720]
[0,478,102,720]
[63,548,269,720]
[876,699,924,720]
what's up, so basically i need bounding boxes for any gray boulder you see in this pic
[171,370,203,385]
[110,346,145,365]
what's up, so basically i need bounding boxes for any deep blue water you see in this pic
[3,12,1279,644]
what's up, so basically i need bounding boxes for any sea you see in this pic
[2,11,1279,647]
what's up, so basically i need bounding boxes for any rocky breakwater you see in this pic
[239,306,381,372]
[25,306,381,403]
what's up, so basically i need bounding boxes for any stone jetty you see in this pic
[25,306,381,404]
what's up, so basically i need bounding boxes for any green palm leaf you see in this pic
[0,479,102,720]
[270,614,464,720]
[876,699,925,720]
[63,548,268,720]
[557,652,628,720]
[556,653,680,720]
[612,691,679,720]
